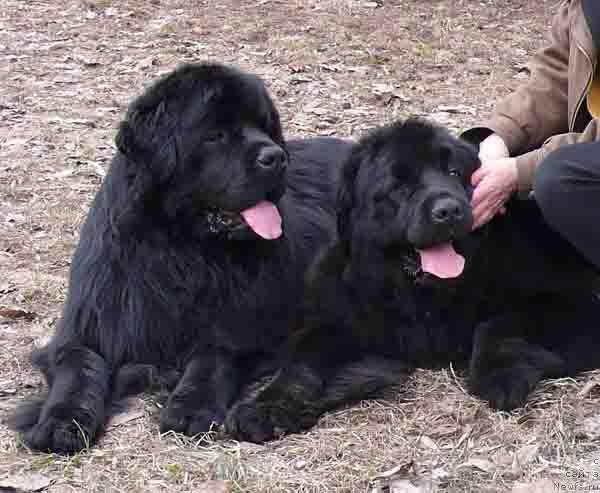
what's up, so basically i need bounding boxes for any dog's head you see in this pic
[338,118,481,285]
[115,63,287,240]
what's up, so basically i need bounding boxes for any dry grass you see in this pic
[2,0,599,491]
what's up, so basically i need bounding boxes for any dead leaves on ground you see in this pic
[0,307,37,321]
[105,398,146,431]
[0,473,52,492]
[371,440,545,491]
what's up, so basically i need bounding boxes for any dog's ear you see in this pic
[115,100,180,185]
[270,109,285,148]
[336,142,388,288]
[115,120,138,158]
[264,92,285,148]
[112,101,181,230]
[115,100,170,158]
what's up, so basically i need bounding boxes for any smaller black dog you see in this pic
[225,118,600,443]
[8,63,352,453]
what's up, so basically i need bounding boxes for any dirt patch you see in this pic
[2,1,598,492]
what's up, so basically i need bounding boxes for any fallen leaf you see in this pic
[515,65,531,75]
[197,480,230,493]
[511,479,556,493]
[3,138,29,148]
[455,425,473,448]
[458,457,496,474]
[136,57,159,70]
[343,108,372,117]
[294,459,307,470]
[65,118,95,127]
[510,443,539,477]
[289,64,310,74]
[372,83,393,93]
[578,379,600,398]
[52,169,74,179]
[0,473,52,492]
[516,412,535,425]
[0,307,37,321]
[431,467,450,480]
[514,444,539,469]
[371,461,413,480]
[5,214,25,224]
[419,435,438,450]
[106,397,145,430]
[309,107,329,116]
[578,415,600,440]
[289,76,313,85]
[81,58,101,67]
[436,104,475,115]
[34,335,52,349]
[319,63,340,72]
[87,162,106,179]
[371,83,411,104]
[390,479,432,493]
[46,483,78,493]
[430,424,458,437]
[0,283,16,294]
[238,441,267,452]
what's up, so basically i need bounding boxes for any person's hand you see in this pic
[478,133,510,161]
[471,157,518,229]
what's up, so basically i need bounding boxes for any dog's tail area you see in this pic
[111,364,181,400]
[4,345,51,433]
[320,356,413,410]
[6,364,180,430]
[109,363,182,415]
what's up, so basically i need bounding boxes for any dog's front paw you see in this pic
[224,401,279,443]
[469,366,540,411]
[159,404,221,437]
[21,414,96,454]
[225,398,317,443]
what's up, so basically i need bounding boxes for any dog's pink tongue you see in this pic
[417,243,465,279]
[240,201,282,240]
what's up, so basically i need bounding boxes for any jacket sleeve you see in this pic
[515,118,600,197]
[481,1,571,155]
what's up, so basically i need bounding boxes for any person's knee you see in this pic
[532,148,569,212]
[534,143,600,205]
[531,145,587,234]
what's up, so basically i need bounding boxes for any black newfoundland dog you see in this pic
[8,63,353,453]
[225,118,600,443]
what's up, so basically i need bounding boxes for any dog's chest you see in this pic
[393,284,479,358]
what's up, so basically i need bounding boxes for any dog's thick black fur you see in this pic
[7,63,353,453]
[225,118,600,443]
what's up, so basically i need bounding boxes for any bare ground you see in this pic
[1,1,600,492]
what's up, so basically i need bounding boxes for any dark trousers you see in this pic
[534,142,600,270]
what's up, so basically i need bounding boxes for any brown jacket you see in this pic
[473,0,600,197]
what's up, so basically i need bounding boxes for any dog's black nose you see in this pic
[256,146,287,171]
[431,197,464,224]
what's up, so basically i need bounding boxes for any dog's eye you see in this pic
[448,168,461,178]
[204,131,227,144]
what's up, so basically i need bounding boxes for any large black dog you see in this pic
[225,118,600,443]
[8,63,353,453]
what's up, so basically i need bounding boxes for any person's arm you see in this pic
[470,118,600,229]
[514,119,600,196]
[463,1,571,155]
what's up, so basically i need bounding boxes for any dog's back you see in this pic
[280,137,354,270]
